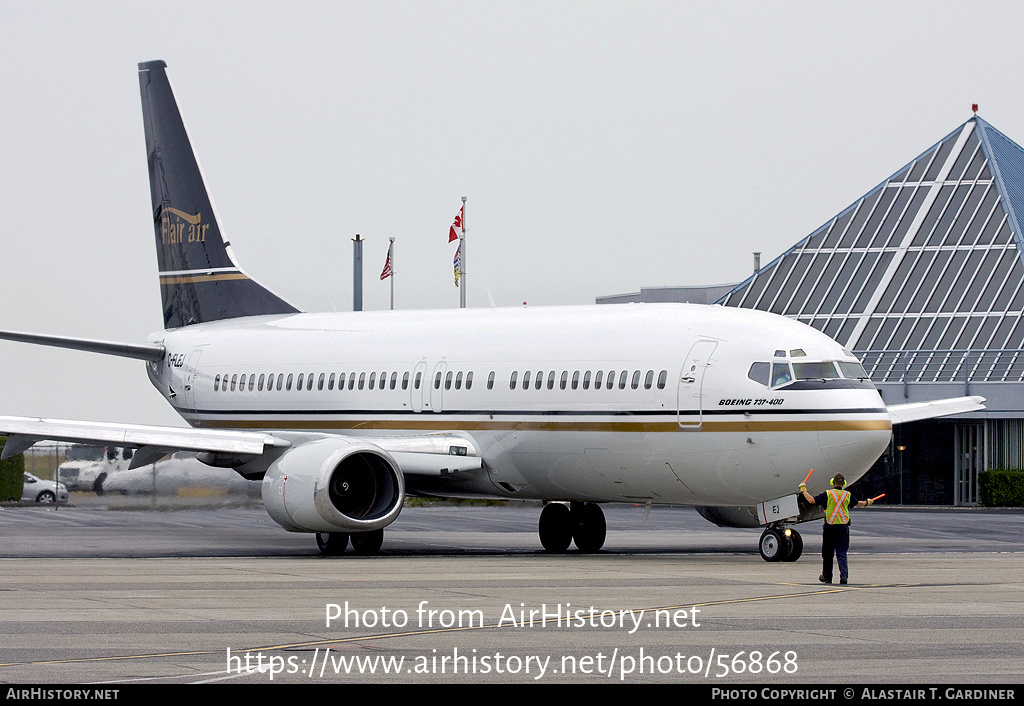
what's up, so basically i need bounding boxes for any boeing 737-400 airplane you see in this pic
[0,61,985,559]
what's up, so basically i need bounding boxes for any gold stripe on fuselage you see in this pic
[188,417,893,433]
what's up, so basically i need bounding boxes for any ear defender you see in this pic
[830,476,847,488]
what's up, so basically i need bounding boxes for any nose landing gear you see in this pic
[759,525,803,562]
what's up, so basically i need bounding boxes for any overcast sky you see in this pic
[3,1,1024,426]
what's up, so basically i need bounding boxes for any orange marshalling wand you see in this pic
[870,494,885,503]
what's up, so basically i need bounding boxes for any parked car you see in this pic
[21,473,68,503]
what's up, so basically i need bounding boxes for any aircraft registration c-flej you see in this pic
[0,61,985,559]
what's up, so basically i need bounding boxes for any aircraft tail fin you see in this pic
[138,60,300,329]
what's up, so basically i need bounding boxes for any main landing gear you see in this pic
[758,524,803,562]
[315,529,385,556]
[538,501,606,553]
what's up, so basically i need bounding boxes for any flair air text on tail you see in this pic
[0,61,985,558]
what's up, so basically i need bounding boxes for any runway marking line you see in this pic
[0,582,917,670]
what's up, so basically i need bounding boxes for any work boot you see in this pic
[840,577,848,584]
[819,574,831,584]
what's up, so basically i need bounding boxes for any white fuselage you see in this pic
[147,303,892,506]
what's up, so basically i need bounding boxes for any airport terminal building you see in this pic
[601,115,1024,505]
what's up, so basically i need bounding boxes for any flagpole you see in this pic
[460,196,467,309]
[389,237,395,311]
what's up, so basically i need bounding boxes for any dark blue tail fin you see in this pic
[138,60,300,329]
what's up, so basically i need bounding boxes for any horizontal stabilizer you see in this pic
[0,329,164,362]
[887,396,986,425]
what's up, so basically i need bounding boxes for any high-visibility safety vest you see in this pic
[825,489,851,525]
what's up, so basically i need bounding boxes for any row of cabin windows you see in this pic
[216,371,410,393]
[214,370,482,393]
[509,369,669,391]
[213,368,670,393]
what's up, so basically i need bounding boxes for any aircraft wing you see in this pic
[0,415,290,468]
[886,395,986,425]
[0,415,482,476]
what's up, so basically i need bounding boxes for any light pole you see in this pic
[897,445,907,505]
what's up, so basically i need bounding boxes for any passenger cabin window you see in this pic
[657,370,667,389]
[487,371,495,390]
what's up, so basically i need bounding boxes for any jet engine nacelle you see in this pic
[261,437,404,533]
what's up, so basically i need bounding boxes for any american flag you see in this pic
[380,242,393,280]
[453,243,461,286]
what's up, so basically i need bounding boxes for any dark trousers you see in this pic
[821,523,850,580]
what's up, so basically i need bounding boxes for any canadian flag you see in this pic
[448,205,464,243]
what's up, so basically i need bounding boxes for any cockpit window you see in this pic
[793,362,840,380]
[748,362,770,386]
[789,348,807,357]
[771,362,793,387]
[838,361,869,379]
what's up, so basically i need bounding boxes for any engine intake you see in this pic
[262,438,405,533]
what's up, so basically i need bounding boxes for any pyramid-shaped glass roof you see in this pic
[718,116,1024,384]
